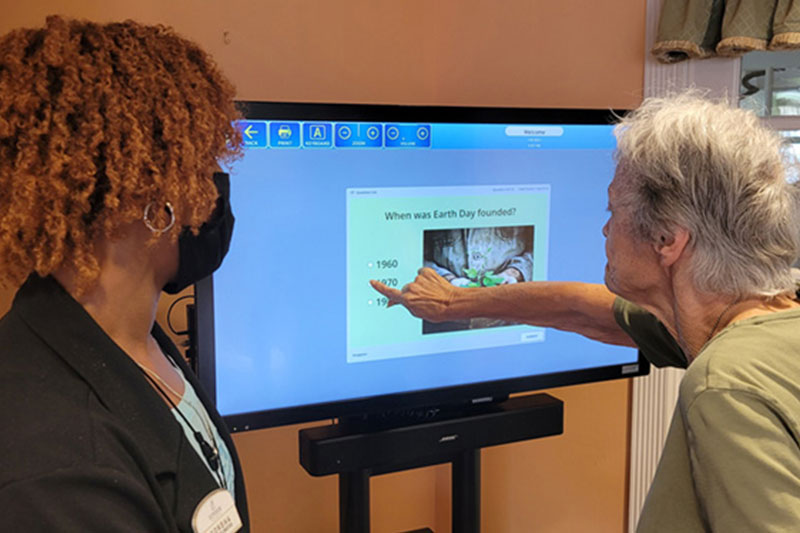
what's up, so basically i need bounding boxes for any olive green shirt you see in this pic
[614,298,800,532]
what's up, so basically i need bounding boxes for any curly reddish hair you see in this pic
[0,16,242,291]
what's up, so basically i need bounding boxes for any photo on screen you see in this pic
[422,225,534,334]
[346,184,550,364]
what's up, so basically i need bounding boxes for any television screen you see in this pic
[194,102,649,431]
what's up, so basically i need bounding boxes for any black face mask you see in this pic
[163,172,235,294]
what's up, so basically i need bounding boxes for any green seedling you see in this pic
[481,270,505,287]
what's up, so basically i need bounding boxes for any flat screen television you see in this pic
[193,102,649,432]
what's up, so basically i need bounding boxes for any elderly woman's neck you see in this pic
[669,292,740,360]
[670,289,799,362]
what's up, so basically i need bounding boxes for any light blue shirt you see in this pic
[170,365,236,499]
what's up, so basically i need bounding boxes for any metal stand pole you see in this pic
[452,448,480,533]
[340,470,370,533]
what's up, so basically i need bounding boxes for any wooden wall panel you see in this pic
[0,2,644,531]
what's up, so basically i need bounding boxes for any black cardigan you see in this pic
[0,275,249,532]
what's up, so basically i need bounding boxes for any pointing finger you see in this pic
[370,279,403,303]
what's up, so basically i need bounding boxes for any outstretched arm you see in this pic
[371,267,636,347]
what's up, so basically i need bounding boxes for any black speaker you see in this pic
[299,393,563,476]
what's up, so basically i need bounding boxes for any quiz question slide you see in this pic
[346,184,551,363]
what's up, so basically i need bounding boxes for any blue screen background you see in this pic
[212,122,637,417]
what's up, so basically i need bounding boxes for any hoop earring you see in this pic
[143,201,176,235]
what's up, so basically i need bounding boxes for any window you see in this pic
[740,51,800,184]
[741,51,800,120]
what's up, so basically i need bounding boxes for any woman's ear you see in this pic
[654,227,690,268]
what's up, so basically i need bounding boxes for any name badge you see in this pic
[192,488,242,533]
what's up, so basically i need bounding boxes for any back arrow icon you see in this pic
[244,124,255,139]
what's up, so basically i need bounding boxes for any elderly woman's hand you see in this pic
[370,267,457,322]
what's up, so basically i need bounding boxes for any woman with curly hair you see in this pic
[0,16,249,531]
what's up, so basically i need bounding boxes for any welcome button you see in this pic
[504,126,564,137]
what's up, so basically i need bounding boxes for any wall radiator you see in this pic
[627,367,683,531]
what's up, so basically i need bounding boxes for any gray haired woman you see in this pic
[373,93,800,532]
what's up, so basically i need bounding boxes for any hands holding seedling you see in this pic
[451,267,522,288]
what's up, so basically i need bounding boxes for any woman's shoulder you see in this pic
[680,308,800,408]
[613,297,688,368]
[0,308,127,485]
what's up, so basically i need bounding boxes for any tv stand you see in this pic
[299,393,563,533]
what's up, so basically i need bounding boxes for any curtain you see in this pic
[653,0,800,63]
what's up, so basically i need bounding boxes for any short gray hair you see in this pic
[614,92,800,298]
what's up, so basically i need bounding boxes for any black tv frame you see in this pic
[193,101,650,432]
